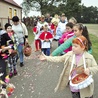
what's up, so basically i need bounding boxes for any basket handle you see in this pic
[69,54,75,80]
[83,54,86,70]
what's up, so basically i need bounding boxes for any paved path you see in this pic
[10,41,98,98]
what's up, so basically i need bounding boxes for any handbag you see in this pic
[69,54,93,90]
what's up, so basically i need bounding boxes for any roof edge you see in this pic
[4,0,22,9]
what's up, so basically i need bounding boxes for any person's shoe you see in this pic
[20,62,24,67]
[9,72,13,78]
[14,69,17,75]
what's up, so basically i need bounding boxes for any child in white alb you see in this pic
[39,25,53,56]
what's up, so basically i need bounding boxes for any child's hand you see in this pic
[64,38,67,42]
[25,38,28,43]
[84,68,90,75]
[39,53,46,61]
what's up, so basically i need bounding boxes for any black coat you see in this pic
[0,30,13,58]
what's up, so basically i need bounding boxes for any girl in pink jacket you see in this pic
[59,22,74,53]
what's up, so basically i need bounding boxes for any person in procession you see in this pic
[12,16,28,67]
[5,23,18,77]
[0,26,13,89]
[39,24,53,56]
[53,13,68,40]
[58,22,74,54]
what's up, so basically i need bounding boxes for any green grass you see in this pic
[90,34,98,63]
[28,28,34,44]
[85,24,98,63]
[85,24,98,31]
[85,24,98,37]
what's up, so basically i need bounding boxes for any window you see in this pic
[14,9,17,16]
[9,8,12,19]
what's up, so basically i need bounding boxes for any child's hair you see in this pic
[53,21,58,26]
[54,14,58,18]
[74,23,92,50]
[40,24,48,31]
[69,17,77,24]
[44,24,48,29]
[5,23,12,30]
[72,36,88,51]
[40,15,45,20]
[66,22,73,29]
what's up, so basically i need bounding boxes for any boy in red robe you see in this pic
[39,25,53,56]
[33,23,41,52]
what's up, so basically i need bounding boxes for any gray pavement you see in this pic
[10,41,98,98]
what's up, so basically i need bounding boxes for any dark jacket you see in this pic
[0,30,13,59]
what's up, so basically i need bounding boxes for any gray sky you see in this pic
[82,0,98,7]
[13,0,98,16]
[14,0,98,7]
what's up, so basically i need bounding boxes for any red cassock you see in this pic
[39,31,53,40]
[33,27,37,32]
[51,23,55,30]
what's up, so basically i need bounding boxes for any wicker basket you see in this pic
[23,43,32,57]
[72,73,88,84]
[69,54,93,90]
[70,74,93,90]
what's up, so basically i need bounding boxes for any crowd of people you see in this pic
[32,13,76,55]
[0,13,98,98]
[33,13,98,98]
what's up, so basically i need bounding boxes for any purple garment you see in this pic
[59,31,74,53]
[70,54,83,92]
